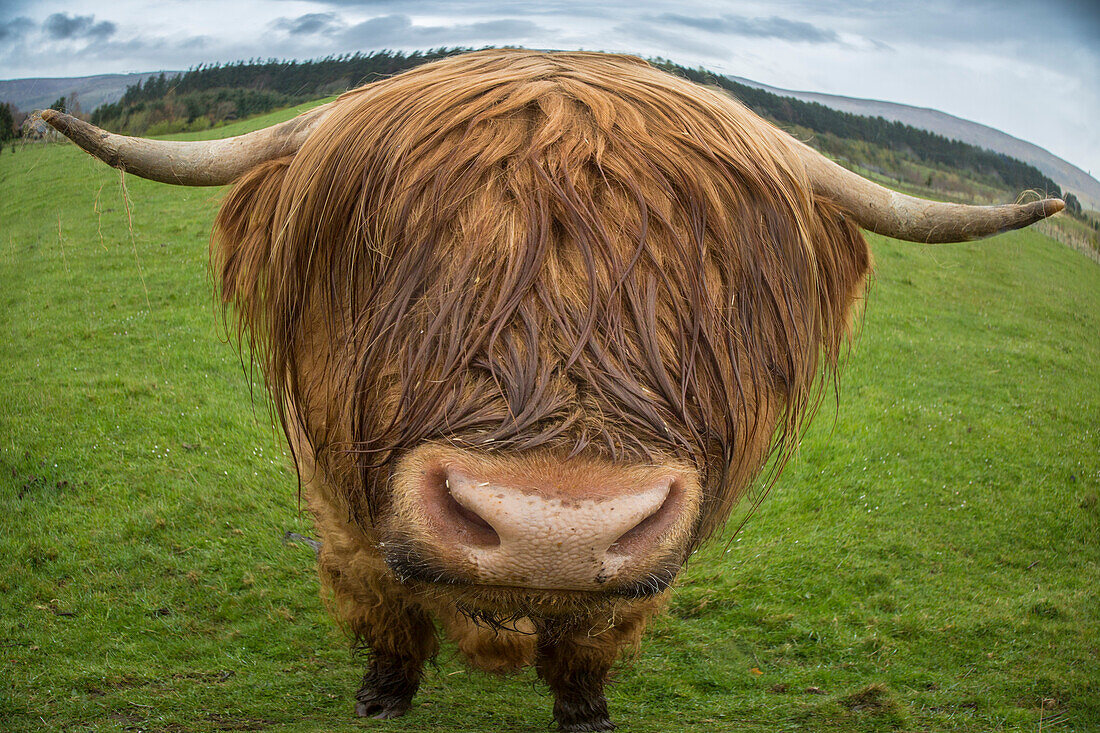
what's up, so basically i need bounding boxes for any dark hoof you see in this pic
[555,700,615,732]
[355,697,411,720]
[354,676,414,720]
[558,718,616,732]
[354,655,420,721]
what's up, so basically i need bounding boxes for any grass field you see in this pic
[1,106,1098,732]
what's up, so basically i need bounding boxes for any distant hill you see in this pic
[0,72,179,115]
[727,75,1100,211]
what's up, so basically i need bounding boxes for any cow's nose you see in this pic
[414,460,693,590]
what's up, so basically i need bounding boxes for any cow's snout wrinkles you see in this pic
[394,448,701,591]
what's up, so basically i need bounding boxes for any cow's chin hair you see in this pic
[379,535,684,620]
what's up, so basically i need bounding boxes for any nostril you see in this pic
[443,485,500,547]
[423,467,501,548]
[608,479,683,557]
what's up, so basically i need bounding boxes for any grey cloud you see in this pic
[0,0,32,14]
[273,13,342,36]
[614,21,733,59]
[293,0,394,5]
[272,0,386,3]
[43,13,542,81]
[271,0,623,17]
[656,13,839,44]
[43,13,117,41]
[85,20,118,40]
[342,13,410,42]
[784,0,1100,52]
[340,14,542,47]
[0,16,33,42]
[70,36,152,60]
[179,35,211,50]
[465,19,544,36]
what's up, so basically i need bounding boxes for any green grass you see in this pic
[1,107,1098,733]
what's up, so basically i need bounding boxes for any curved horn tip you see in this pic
[1015,197,1065,229]
[1041,198,1066,217]
[37,109,88,140]
[38,108,66,130]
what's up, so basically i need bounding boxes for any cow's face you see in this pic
[206,51,872,611]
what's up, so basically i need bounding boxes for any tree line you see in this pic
[89,49,470,133]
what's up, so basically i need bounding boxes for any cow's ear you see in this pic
[809,196,873,364]
[211,156,293,309]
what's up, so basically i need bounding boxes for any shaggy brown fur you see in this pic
[212,49,870,729]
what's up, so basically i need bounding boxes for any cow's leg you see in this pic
[291,416,439,718]
[349,598,436,719]
[535,601,660,733]
[315,538,438,719]
[536,598,666,732]
[535,617,617,731]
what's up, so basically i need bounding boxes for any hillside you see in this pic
[0,71,178,115]
[728,75,1100,211]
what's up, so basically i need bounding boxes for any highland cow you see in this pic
[41,50,1063,731]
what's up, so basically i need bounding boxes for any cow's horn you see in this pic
[38,103,334,186]
[793,140,1064,243]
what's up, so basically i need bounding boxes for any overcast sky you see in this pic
[2,0,1098,176]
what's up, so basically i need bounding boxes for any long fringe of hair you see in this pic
[212,49,870,545]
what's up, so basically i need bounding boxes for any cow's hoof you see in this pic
[354,697,411,720]
[557,717,616,732]
[554,702,616,732]
[354,656,420,721]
